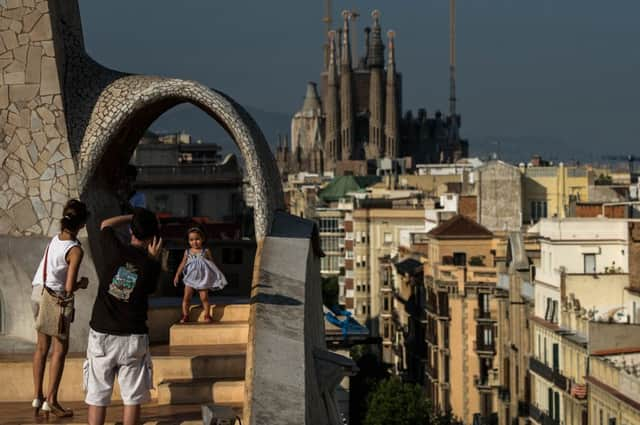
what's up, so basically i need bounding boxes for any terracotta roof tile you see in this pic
[427,215,493,239]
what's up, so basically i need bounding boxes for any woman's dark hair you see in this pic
[131,207,159,241]
[60,199,89,232]
[187,226,206,242]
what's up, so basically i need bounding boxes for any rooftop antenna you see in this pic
[449,0,457,117]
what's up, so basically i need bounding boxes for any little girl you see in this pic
[173,227,228,323]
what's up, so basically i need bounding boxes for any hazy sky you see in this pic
[79,1,640,158]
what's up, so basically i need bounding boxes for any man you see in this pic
[85,208,163,425]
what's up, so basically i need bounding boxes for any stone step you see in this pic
[169,322,249,347]
[157,378,245,405]
[147,297,250,344]
[188,303,250,323]
[0,344,246,402]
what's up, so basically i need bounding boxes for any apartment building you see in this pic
[423,215,504,424]
[588,352,640,425]
[521,164,594,223]
[350,203,425,355]
[527,218,640,425]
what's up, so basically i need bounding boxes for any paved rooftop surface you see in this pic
[0,401,242,425]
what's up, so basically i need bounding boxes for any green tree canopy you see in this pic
[363,377,430,425]
[321,276,339,308]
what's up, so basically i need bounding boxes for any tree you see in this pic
[321,276,339,308]
[363,377,430,425]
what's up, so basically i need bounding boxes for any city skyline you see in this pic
[79,1,640,160]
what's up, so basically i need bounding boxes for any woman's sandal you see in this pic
[31,398,43,416]
[42,401,73,418]
[179,314,189,324]
[202,314,213,323]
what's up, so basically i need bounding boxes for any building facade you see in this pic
[423,215,505,424]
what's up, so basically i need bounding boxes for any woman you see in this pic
[31,199,89,417]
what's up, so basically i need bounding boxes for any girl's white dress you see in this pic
[182,250,228,291]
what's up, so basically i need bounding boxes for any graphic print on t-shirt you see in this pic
[108,262,139,302]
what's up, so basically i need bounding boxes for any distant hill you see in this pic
[469,135,604,164]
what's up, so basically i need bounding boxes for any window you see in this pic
[538,334,542,359]
[544,298,558,323]
[584,254,596,274]
[321,255,340,272]
[345,251,353,259]
[483,328,493,346]
[383,296,390,312]
[554,391,560,422]
[531,200,548,221]
[552,343,560,371]
[383,232,393,245]
[321,236,341,253]
[453,252,467,266]
[479,293,490,315]
[319,218,339,233]
[188,193,200,216]
[153,194,169,212]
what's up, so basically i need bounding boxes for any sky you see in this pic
[78,1,640,161]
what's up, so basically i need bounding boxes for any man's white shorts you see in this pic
[83,329,153,406]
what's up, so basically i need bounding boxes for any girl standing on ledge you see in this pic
[173,227,227,323]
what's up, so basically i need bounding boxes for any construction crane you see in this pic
[602,155,640,183]
[322,0,332,33]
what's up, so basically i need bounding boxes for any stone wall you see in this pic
[244,212,355,424]
[478,161,523,232]
[0,0,78,236]
[0,235,99,352]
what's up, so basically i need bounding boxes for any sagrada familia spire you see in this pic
[277,8,468,176]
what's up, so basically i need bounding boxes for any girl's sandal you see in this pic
[31,398,43,416]
[42,401,73,418]
[179,314,189,324]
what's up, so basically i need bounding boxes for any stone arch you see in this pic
[75,75,284,239]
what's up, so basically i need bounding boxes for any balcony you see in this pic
[498,387,510,403]
[517,401,530,417]
[474,308,495,322]
[474,374,491,390]
[529,404,560,425]
[467,266,498,284]
[529,357,569,392]
[475,341,496,355]
[426,331,438,345]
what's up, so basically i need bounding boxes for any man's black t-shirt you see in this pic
[89,226,160,335]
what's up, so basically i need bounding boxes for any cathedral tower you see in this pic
[367,10,385,159]
[339,11,354,160]
[384,30,399,158]
[324,31,340,169]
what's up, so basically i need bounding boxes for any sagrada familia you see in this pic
[277,10,469,176]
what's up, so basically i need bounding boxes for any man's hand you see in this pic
[147,236,163,260]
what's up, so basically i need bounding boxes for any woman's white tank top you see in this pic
[32,235,80,293]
